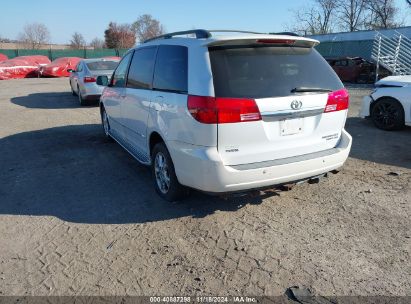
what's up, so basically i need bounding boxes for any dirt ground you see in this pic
[0,78,409,297]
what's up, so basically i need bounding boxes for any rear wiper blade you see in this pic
[291,87,332,93]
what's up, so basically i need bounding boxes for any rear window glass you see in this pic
[86,61,118,71]
[209,46,343,99]
[153,45,188,93]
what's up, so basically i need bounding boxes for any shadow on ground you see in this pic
[0,124,265,224]
[1,116,409,224]
[346,117,411,169]
[11,92,97,109]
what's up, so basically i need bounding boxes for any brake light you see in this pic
[84,76,96,83]
[256,39,295,45]
[324,89,350,113]
[187,95,261,124]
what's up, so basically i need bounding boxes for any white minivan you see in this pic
[99,30,352,201]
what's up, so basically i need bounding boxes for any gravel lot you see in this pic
[0,78,409,297]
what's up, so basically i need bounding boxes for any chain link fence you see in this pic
[315,40,374,61]
[0,48,130,60]
[1,41,375,63]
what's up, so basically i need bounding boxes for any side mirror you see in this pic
[67,69,74,73]
[96,75,109,86]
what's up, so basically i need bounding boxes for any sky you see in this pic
[1,0,410,44]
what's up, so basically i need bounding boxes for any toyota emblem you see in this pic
[291,100,302,110]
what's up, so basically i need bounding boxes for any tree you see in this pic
[18,23,50,49]
[90,37,105,49]
[70,32,86,49]
[104,22,136,49]
[132,14,165,42]
[289,0,338,35]
[336,0,367,32]
[365,0,402,29]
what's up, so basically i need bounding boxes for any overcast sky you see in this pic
[1,0,410,44]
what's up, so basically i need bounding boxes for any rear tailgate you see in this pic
[209,43,348,166]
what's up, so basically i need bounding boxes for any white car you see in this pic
[99,29,352,201]
[69,58,119,105]
[360,75,411,130]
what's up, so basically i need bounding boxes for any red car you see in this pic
[40,57,82,77]
[326,57,389,83]
[0,55,51,80]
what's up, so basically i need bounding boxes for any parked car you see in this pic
[98,29,352,201]
[360,75,411,130]
[326,57,390,83]
[40,57,82,77]
[68,58,119,105]
[0,55,51,80]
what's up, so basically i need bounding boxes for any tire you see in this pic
[371,98,405,131]
[78,86,87,106]
[101,106,113,141]
[151,142,189,202]
[70,81,77,96]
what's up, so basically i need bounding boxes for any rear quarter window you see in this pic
[153,45,188,93]
[209,46,343,99]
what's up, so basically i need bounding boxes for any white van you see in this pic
[99,30,352,201]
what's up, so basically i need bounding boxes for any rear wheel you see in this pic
[151,142,188,202]
[371,98,405,131]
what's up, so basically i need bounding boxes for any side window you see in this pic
[76,63,83,72]
[153,45,188,93]
[112,52,133,88]
[127,47,157,90]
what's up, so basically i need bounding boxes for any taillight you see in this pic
[187,95,261,124]
[324,89,350,113]
[84,76,96,83]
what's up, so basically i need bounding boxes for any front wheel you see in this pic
[78,86,87,106]
[151,142,189,202]
[70,81,77,96]
[371,98,405,131]
[101,107,113,141]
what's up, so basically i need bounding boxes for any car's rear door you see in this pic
[209,44,348,166]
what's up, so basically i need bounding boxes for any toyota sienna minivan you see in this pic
[99,29,352,201]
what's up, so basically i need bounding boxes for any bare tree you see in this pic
[365,0,402,29]
[104,22,136,49]
[18,23,50,49]
[289,0,338,35]
[336,0,367,31]
[70,32,86,49]
[90,37,105,49]
[132,14,165,42]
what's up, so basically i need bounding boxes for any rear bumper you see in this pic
[83,94,101,101]
[168,129,352,193]
[82,83,104,100]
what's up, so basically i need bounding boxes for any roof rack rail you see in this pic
[208,30,265,35]
[270,32,300,37]
[143,29,274,43]
[144,29,211,43]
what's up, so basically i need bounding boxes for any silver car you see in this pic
[69,58,119,106]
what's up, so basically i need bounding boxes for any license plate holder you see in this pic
[280,118,303,136]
